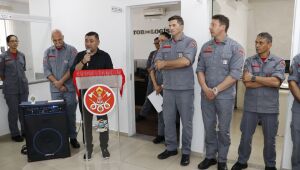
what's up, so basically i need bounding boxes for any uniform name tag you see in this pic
[223,60,228,65]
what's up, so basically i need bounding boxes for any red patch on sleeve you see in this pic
[238,49,245,56]
[189,40,197,48]
[280,60,286,67]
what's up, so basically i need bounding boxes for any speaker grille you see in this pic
[33,128,63,156]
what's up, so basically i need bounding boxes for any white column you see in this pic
[281,0,300,169]
[181,0,211,153]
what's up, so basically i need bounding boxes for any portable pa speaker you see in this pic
[20,101,70,162]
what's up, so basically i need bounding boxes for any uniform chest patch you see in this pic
[203,46,213,53]
[163,45,171,48]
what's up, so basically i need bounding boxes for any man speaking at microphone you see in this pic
[70,31,113,160]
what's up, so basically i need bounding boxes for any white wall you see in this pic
[282,0,300,169]
[247,0,294,59]
[213,0,248,54]
[132,4,180,60]
[29,0,51,75]
[181,0,211,153]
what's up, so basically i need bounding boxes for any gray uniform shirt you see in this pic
[288,54,300,113]
[196,37,245,99]
[43,43,77,93]
[150,51,163,85]
[244,54,285,113]
[0,50,29,94]
[155,33,197,90]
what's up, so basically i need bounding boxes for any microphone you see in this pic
[86,49,91,67]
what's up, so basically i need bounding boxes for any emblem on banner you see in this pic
[84,84,116,116]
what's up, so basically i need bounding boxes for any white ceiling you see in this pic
[0,0,28,4]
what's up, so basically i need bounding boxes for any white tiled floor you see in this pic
[0,110,284,170]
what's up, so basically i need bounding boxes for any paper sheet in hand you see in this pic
[147,91,163,113]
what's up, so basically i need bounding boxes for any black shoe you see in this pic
[198,158,217,169]
[101,148,110,159]
[231,162,248,170]
[157,149,178,159]
[180,154,190,166]
[218,162,228,170]
[265,167,277,170]
[136,115,146,122]
[70,138,80,148]
[83,153,92,160]
[11,135,24,142]
[153,136,165,144]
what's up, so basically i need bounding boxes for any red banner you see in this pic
[72,69,125,97]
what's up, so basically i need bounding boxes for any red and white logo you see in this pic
[83,84,116,116]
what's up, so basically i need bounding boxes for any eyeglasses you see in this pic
[9,40,19,43]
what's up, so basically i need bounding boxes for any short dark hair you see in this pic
[85,31,99,40]
[6,35,18,43]
[154,37,159,41]
[257,32,273,43]
[168,15,184,25]
[160,32,171,39]
[212,14,230,32]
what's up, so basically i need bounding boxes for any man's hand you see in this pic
[243,71,252,82]
[155,60,166,70]
[204,87,216,100]
[59,85,68,92]
[154,85,163,95]
[82,53,91,64]
[53,80,64,89]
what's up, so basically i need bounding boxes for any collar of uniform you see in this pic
[171,33,186,43]
[254,53,275,62]
[51,43,67,51]
[211,36,229,45]
[6,49,19,57]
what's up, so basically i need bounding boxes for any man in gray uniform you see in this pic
[288,54,300,170]
[231,32,285,170]
[43,29,80,148]
[149,32,171,144]
[196,15,245,170]
[136,37,160,121]
[155,15,197,166]
[0,35,29,142]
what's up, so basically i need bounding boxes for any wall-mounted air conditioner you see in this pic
[143,8,166,17]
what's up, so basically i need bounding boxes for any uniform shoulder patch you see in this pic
[189,40,197,48]
[279,60,286,67]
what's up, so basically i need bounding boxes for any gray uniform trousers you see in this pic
[163,89,194,155]
[51,92,77,139]
[238,111,278,167]
[5,93,28,137]
[139,77,154,117]
[291,112,300,169]
[78,95,109,154]
[201,97,234,163]
[158,110,165,136]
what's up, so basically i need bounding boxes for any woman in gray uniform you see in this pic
[0,35,29,142]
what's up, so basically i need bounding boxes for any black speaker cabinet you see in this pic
[20,101,70,162]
